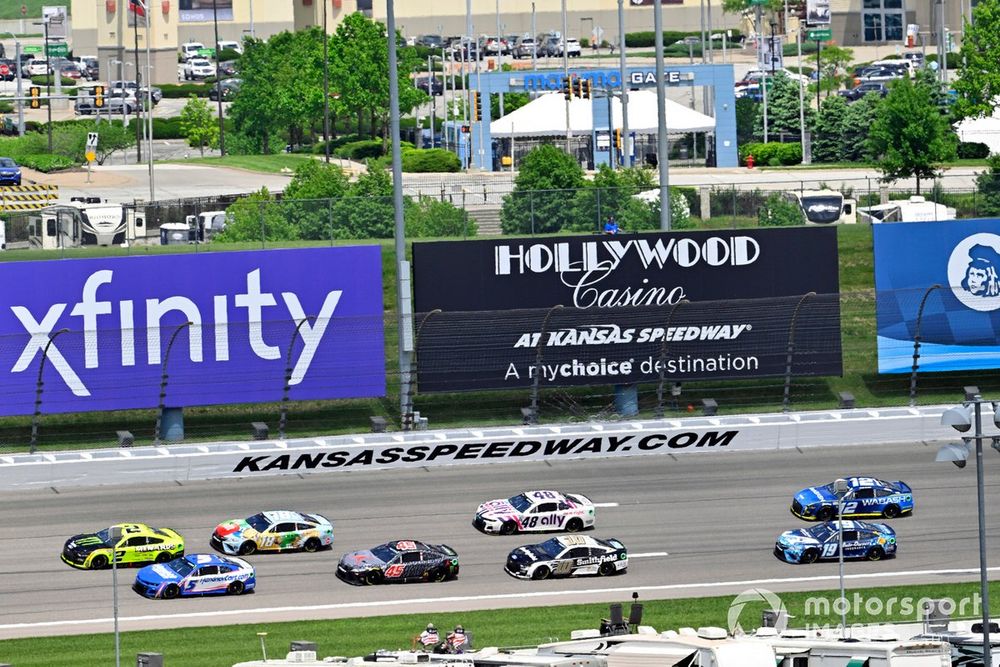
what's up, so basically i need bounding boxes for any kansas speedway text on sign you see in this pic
[412,228,842,392]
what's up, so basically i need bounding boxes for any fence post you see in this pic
[596,187,602,232]
[530,190,535,235]
[781,292,816,413]
[655,300,688,417]
[908,284,943,407]
[528,305,564,423]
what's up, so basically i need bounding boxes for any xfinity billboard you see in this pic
[412,229,842,391]
[0,248,385,416]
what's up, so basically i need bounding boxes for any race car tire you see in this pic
[499,521,516,535]
[882,505,900,519]
[598,562,615,576]
[816,507,836,521]
[433,568,448,582]
[365,570,383,585]
[228,580,245,595]
[238,541,257,556]
[162,584,180,599]
[90,554,109,569]
[866,546,885,561]
[800,549,819,564]
[303,538,321,553]
[566,519,584,533]
[532,566,551,580]
[155,552,172,564]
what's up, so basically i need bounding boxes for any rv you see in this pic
[784,189,858,225]
[28,198,144,250]
[858,195,957,223]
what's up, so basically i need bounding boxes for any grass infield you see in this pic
[1,580,998,665]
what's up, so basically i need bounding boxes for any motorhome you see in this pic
[28,198,144,249]
[858,195,957,223]
[785,189,858,225]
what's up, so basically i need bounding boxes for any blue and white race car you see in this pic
[775,520,897,564]
[791,476,913,521]
[132,553,255,599]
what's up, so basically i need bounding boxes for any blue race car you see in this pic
[775,520,896,564]
[132,553,255,599]
[791,476,913,521]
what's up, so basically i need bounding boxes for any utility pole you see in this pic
[562,0,570,154]
[618,0,630,167]
[654,0,672,229]
[132,3,142,162]
[212,0,225,155]
[323,0,331,162]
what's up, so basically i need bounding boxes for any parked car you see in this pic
[564,38,582,57]
[77,96,135,116]
[855,66,906,85]
[838,81,889,102]
[414,76,443,96]
[217,60,238,77]
[183,58,216,80]
[56,61,84,80]
[139,84,163,105]
[482,36,508,55]
[0,59,16,81]
[208,78,241,101]
[26,58,49,77]
[180,41,206,60]
[216,39,243,55]
[72,55,100,80]
[540,36,561,56]
[0,157,22,186]
[415,34,444,49]
[513,36,538,59]
[902,51,925,68]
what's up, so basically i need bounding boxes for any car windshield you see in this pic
[246,513,270,532]
[370,545,397,562]
[0,158,16,168]
[535,538,567,558]
[94,527,120,545]
[168,556,196,577]
[808,524,837,541]
[509,493,533,512]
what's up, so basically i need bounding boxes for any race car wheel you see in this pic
[816,507,836,521]
[238,541,257,556]
[155,552,172,564]
[90,554,109,569]
[800,549,819,564]
[566,519,584,533]
[499,521,516,535]
[866,546,885,561]
[303,538,321,553]
[162,584,180,599]
[433,568,448,582]
[228,580,245,595]
[365,570,383,585]
[531,566,551,580]
[598,562,615,576]
[882,504,900,519]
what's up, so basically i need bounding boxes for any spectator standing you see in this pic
[603,215,619,235]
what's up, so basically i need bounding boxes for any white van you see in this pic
[179,41,206,60]
[216,40,243,55]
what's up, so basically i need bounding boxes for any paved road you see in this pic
[0,440,995,639]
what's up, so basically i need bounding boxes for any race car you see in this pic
[504,535,628,580]
[61,523,184,570]
[335,540,459,585]
[774,520,897,564]
[132,553,255,599]
[473,490,596,535]
[210,510,333,555]
[791,476,913,521]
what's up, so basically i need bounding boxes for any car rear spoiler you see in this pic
[437,544,457,556]
[893,480,912,494]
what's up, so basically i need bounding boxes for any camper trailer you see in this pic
[784,189,858,225]
[159,210,228,245]
[28,198,143,249]
[859,195,957,223]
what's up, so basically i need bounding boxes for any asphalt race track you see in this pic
[0,440,997,639]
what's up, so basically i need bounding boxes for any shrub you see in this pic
[957,141,991,160]
[0,101,13,113]
[335,139,387,161]
[151,116,185,140]
[401,148,461,172]
[739,141,802,166]
[405,196,476,237]
[624,30,740,49]
[30,75,76,86]
[759,193,805,226]
[17,153,75,172]
[159,83,212,98]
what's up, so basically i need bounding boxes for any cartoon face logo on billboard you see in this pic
[948,233,1000,311]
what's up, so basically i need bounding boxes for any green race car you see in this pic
[61,523,185,570]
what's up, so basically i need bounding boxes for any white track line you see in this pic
[593,502,619,508]
[630,552,669,558]
[3,566,996,632]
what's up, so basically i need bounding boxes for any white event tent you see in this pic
[489,90,716,137]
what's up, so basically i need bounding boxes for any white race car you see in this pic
[473,490,595,535]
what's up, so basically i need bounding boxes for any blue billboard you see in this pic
[0,247,385,416]
[875,219,1000,373]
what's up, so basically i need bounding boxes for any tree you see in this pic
[282,160,351,239]
[866,77,957,193]
[179,95,219,156]
[953,0,1000,120]
[566,165,656,233]
[975,155,1000,217]
[331,166,396,238]
[807,45,853,98]
[215,188,300,243]
[752,72,816,140]
[839,91,880,163]
[405,197,477,237]
[500,144,586,234]
[811,95,848,163]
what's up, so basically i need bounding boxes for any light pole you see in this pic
[153,321,193,445]
[279,316,315,440]
[833,477,853,639]
[34,15,53,152]
[653,0,672,229]
[212,0,225,155]
[617,0,630,167]
[323,0,331,163]
[111,60,133,134]
[29,328,71,454]
[938,394,994,666]
[3,33,24,135]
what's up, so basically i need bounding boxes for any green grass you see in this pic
[0,579,996,666]
[0,0,52,20]
[169,154,318,173]
[759,158,991,170]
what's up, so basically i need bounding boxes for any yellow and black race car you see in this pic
[61,523,185,570]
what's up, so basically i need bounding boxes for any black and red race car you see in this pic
[335,539,459,585]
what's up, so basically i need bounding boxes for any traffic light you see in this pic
[581,78,592,99]
[614,128,622,150]
[29,86,40,109]
[562,76,572,101]
[93,85,105,108]
[573,77,583,98]
[472,91,482,121]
